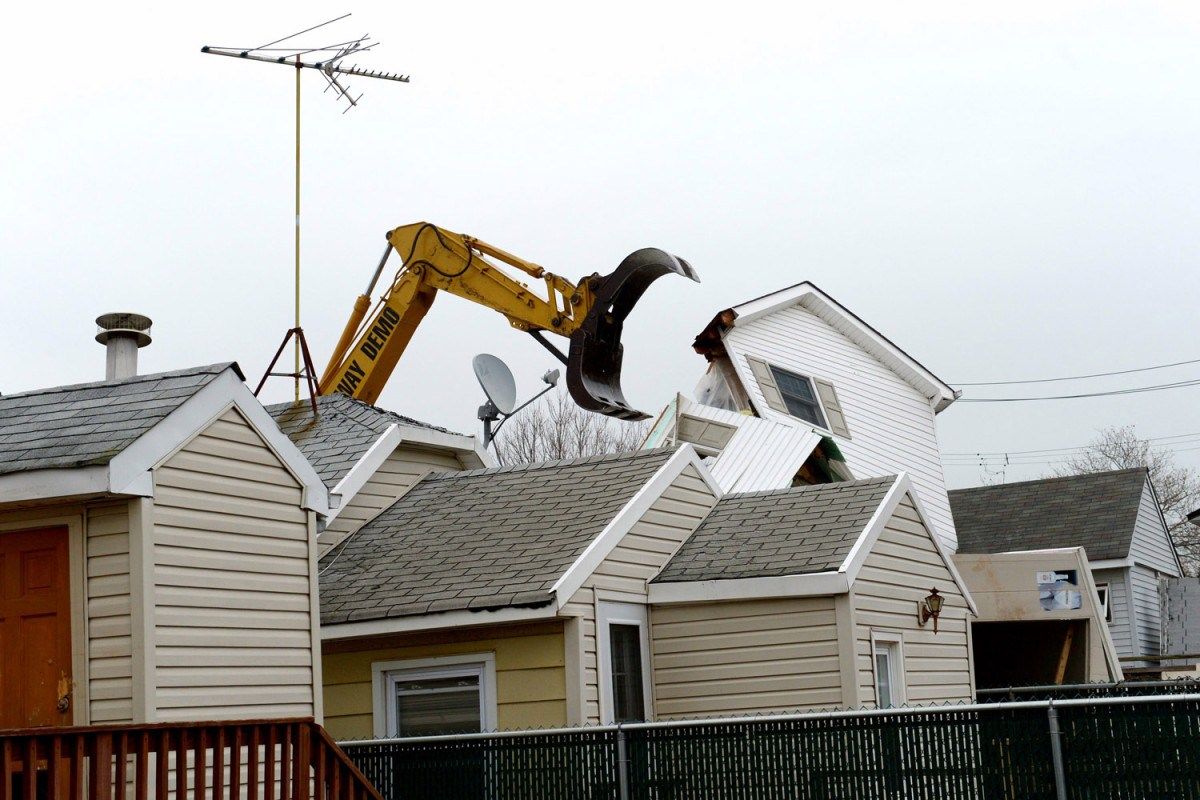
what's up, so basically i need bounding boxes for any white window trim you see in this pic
[597,601,653,725]
[371,653,497,738]
[869,630,907,709]
[1095,583,1111,622]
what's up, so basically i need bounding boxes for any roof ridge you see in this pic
[0,362,237,401]
[948,467,1148,495]
[425,447,676,482]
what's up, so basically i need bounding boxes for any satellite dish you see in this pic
[473,353,517,415]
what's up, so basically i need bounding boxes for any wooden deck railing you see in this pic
[0,718,381,800]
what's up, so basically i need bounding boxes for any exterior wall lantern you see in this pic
[917,588,944,633]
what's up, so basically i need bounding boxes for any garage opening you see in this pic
[971,620,1088,689]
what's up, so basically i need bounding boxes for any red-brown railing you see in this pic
[0,718,380,800]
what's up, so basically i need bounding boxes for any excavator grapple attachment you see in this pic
[567,248,700,421]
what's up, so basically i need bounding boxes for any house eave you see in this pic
[320,602,559,641]
[648,572,849,604]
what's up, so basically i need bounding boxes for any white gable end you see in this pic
[721,301,957,551]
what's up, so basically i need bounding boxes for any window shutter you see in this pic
[814,378,851,439]
[745,356,788,414]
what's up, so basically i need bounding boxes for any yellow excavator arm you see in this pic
[318,222,698,420]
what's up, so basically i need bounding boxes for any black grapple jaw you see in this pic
[567,248,700,421]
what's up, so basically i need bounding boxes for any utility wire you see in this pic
[953,356,1200,387]
[958,377,1200,403]
[942,430,1200,458]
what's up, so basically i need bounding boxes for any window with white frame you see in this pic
[372,654,497,738]
[1095,583,1111,622]
[598,602,652,724]
[871,632,906,709]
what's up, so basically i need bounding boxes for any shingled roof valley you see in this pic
[653,475,898,583]
[0,363,236,475]
[266,392,456,488]
[949,468,1149,561]
[318,448,675,626]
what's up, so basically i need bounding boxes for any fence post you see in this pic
[616,725,630,800]
[1046,701,1068,800]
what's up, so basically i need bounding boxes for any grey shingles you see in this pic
[0,364,235,476]
[318,448,676,626]
[949,468,1148,561]
[652,476,898,583]
[265,393,458,488]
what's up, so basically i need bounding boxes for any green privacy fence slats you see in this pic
[342,698,1200,799]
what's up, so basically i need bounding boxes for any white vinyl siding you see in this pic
[852,498,972,706]
[321,445,464,554]
[151,408,318,721]
[86,502,134,724]
[1129,565,1163,658]
[1093,567,1134,658]
[651,597,842,717]
[725,304,956,550]
[562,465,717,724]
[1129,482,1181,577]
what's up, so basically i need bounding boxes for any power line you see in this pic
[958,377,1200,403]
[952,356,1200,387]
[942,430,1200,458]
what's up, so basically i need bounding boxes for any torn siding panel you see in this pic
[722,303,956,550]
[151,408,317,721]
[564,465,718,723]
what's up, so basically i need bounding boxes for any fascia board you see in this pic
[551,445,718,605]
[400,426,493,467]
[327,424,404,523]
[321,603,557,641]
[0,465,110,505]
[648,572,848,605]
[108,369,331,516]
[1089,557,1135,571]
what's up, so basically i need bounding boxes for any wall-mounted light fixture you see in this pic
[917,588,944,633]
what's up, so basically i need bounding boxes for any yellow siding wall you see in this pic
[86,502,134,724]
[651,597,842,717]
[320,445,464,554]
[562,465,718,723]
[322,622,566,740]
[151,408,317,721]
[852,498,973,706]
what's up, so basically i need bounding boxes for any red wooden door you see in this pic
[0,526,73,729]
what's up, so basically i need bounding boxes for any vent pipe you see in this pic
[95,313,152,381]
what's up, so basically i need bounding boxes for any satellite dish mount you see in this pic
[473,354,560,449]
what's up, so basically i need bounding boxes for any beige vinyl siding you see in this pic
[321,445,464,554]
[562,465,717,723]
[853,497,972,706]
[725,305,956,551]
[151,408,317,721]
[86,502,134,724]
[651,597,842,718]
[322,621,566,740]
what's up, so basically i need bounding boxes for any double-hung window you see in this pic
[743,356,852,438]
[598,602,652,724]
[871,632,906,709]
[769,366,828,428]
[373,654,497,738]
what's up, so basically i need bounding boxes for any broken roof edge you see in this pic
[693,281,958,413]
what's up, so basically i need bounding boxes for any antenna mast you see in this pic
[201,15,409,403]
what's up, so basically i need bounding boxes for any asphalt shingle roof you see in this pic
[0,364,235,476]
[266,393,457,488]
[949,468,1148,561]
[653,476,898,583]
[318,448,675,625]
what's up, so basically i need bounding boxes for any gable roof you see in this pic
[694,281,958,412]
[949,468,1149,562]
[0,363,237,476]
[266,393,461,488]
[653,476,896,582]
[319,448,678,627]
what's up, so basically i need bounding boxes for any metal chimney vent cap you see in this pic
[95,312,153,347]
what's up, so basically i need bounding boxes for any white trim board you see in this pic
[321,603,558,641]
[648,572,849,604]
[327,425,404,523]
[550,445,722,605]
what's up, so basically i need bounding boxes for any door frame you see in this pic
[0,510,89,725]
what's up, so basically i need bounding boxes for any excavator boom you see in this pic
[318,222,698,420]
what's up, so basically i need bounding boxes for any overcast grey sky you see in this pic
[3,1,1197,488]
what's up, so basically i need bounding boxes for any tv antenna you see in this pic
[201,14,409,404]
[473,354,560,453]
